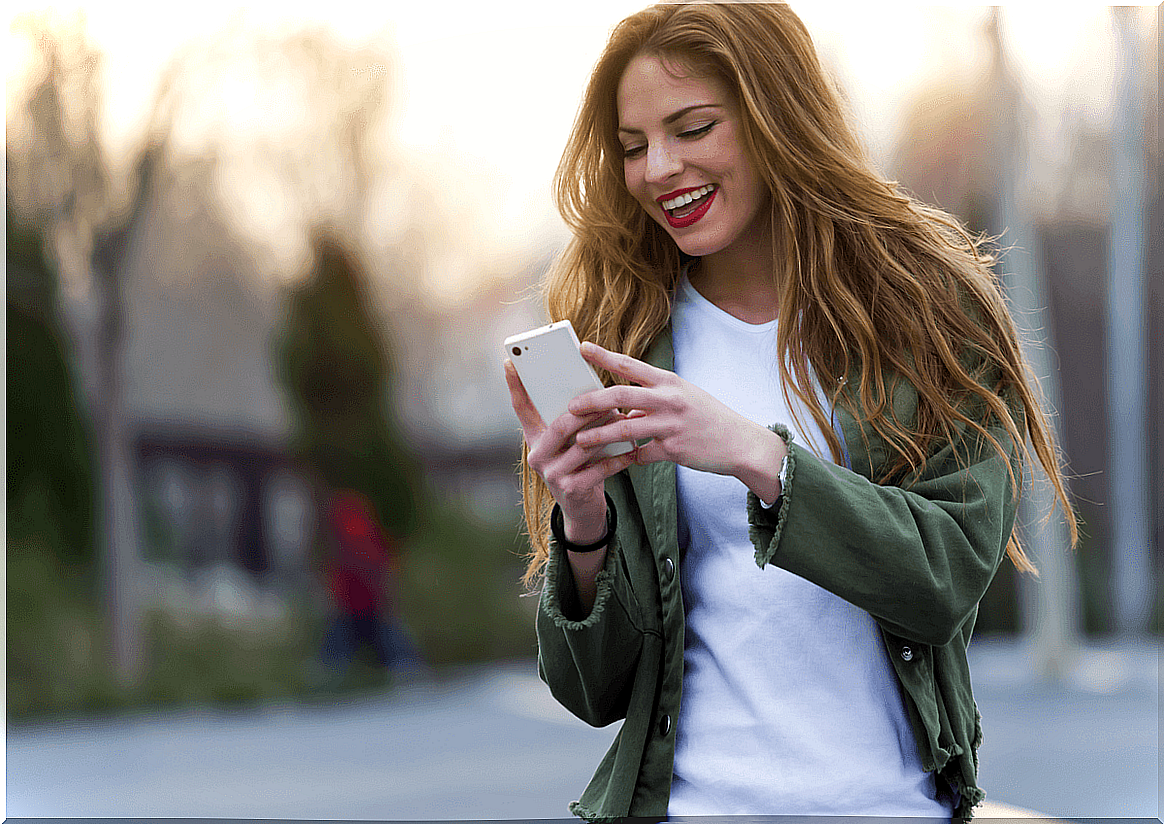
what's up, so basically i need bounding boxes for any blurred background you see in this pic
[5,2,1160,820]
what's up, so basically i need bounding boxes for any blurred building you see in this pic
[393,259,548,526]
[135,428,313,579]
[56,147,548,618]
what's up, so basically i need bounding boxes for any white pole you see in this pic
[987,9,1081,679]
[1106,7,1154,636]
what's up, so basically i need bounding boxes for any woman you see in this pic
[503,3,1075,821]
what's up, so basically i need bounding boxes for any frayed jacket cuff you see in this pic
[747,422,795,569]
[540,531,618,629]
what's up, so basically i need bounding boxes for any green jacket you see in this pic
[536,328,1021,822]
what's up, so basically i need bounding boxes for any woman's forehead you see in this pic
[616,53,730,124]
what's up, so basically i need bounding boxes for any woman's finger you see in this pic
[564,445,641,491]
[504,358,546,437]
[574,413,661,450]
[541,412,625,473]
[543,408,617,452]
[628,438,664,466]
[529,410,616,481]
[568,383,664,417]
[580,341,671,388]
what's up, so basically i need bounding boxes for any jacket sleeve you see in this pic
[536,524,646,727]
[747,412,1022,648]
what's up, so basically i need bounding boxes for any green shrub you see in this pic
[398,503,535,666]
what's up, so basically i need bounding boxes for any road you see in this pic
[6,638,1157,821]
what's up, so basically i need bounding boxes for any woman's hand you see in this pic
[570,342,788,504]
[504,358,639,541]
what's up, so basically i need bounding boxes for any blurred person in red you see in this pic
[319,488,418,681]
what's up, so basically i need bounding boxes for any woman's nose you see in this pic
[645,143,682,183]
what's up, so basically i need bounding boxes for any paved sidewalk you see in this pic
[976,800,1069,820]
[6,637,1157,820]
[966,636,1158,819]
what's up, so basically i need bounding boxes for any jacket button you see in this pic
[658,714,671,736]
[900,646,914,662]
[663,557,675,580]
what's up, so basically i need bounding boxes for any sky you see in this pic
[6,2,1144,300]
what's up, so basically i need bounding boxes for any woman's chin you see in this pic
[669,234,725,259]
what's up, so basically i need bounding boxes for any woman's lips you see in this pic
[663,186,717,229]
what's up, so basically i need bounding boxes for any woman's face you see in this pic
[616,52,769,260]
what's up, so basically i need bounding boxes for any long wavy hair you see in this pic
[520,2,1076,587]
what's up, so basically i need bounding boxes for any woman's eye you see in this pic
[680,122,716,139]
[622,123,714,159]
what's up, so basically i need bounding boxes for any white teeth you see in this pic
[662,184,715,211]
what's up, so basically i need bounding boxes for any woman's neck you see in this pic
[689,238,780,325]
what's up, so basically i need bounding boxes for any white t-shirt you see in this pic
[667,272,953,818]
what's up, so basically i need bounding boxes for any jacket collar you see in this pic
[626,328,677,557]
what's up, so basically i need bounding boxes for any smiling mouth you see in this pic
[661,184,716,228]
[661,184,716,214]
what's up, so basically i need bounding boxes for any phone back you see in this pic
[504,321,603,426]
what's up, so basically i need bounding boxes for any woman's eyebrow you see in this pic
[618,103,723,134]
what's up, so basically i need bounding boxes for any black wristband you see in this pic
[551,493,617,553]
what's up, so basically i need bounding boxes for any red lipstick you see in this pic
[660,186,717,229]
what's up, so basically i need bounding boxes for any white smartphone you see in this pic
[504,320,634,457]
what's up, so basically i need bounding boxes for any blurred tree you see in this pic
[148,23,428,541]
[7,13,109,243]
[141,20,410,294]
[6,195,110,717]
[8,11,152,684]
[6,200,96,569]
[275,232,423,539]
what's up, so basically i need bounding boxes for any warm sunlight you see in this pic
[7,1,1138,301]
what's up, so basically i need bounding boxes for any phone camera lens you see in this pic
[511,347,522,357]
